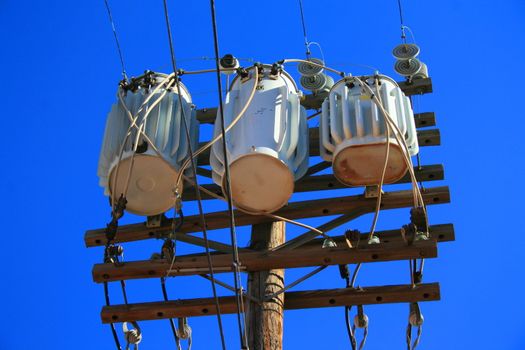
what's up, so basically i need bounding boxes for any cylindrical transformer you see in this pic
[319,75,419,186]
[97,72,199,216]
[210,65,309,214]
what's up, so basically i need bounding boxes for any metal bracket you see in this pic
[364,185,383,198]
[146,214,166,228]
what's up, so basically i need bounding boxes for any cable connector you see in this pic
[237,67,249,80]
[219,54,239,70]
[409,303,424,326]
[123,322,142,350]
[114,194,127,220]
[270,63,283,76]
[345,229,361,248]
[413,270,423,285]
[322,238,337,248]
[354,305,369,328]
[161,238,175,262]
[339,264,350,280]
[401,223,417,245]
[254,62,264,75]
[368,235,380,245]
[410,206,428,233]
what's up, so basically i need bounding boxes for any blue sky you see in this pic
[1,0,524,349]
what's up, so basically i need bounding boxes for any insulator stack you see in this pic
[210,64,309,214]
[97,72,199,216]
[298,58,334,93]
[393,43,429,79]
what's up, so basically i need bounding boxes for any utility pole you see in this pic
[87,78,453,348]
[247,221,286,350]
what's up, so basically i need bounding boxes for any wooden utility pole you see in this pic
[246,221,286,350]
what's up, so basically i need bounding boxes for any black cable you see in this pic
[161,1,227,349]
[298,0,311,57]
[120,280,129,305]
[209,1,248,348]
[104,281,123,350]
[343,271,357,350]
[161,278,183,350]
[103,0,128,79]
[396,0,407,42]
[350,263,361,289]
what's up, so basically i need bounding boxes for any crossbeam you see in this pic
[101,282,440,323]
[184,164,444,201]
[296,223,455,250]
[85,186,450,247]
[93,240,437,282]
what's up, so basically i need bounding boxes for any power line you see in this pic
[104,281,123,350]
[209,0,249,348]
[103,0,128,80]
[298,0,311,58]
[396,0,407,42]
[161,1,227,349]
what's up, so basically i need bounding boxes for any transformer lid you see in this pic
[226,153,294,214]
[333,142,408,186]
[108,154,181,216]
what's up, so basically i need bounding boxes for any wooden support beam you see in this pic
[85,186,449,247]
[195,127,440,165]
[299,223,455,250]
[417,129,440,147]
[303,161,331,177]
[183,164,444,201]
[92,240,436,283]
[101,283,440,323]
[414,112,436,128]
[196,107,217,124]
[174,233,251,254]
[397,78,433,96]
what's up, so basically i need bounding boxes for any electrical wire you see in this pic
[397,0,407,43]
[104,281,123,350]
[161,278,183,350]
[298,0,311,57]
[209,1,248,347]
[161,1,227,349]
[103,0,127,80]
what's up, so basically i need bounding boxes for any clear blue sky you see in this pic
[1,1,524,349]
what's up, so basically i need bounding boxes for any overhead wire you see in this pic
[297,0,311,58]
[208,0,248,347]
[104,281,123,350]
[161,278,183,350]
[103,0,128,80]
[161,0,227,349]
[396,0,407,43]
